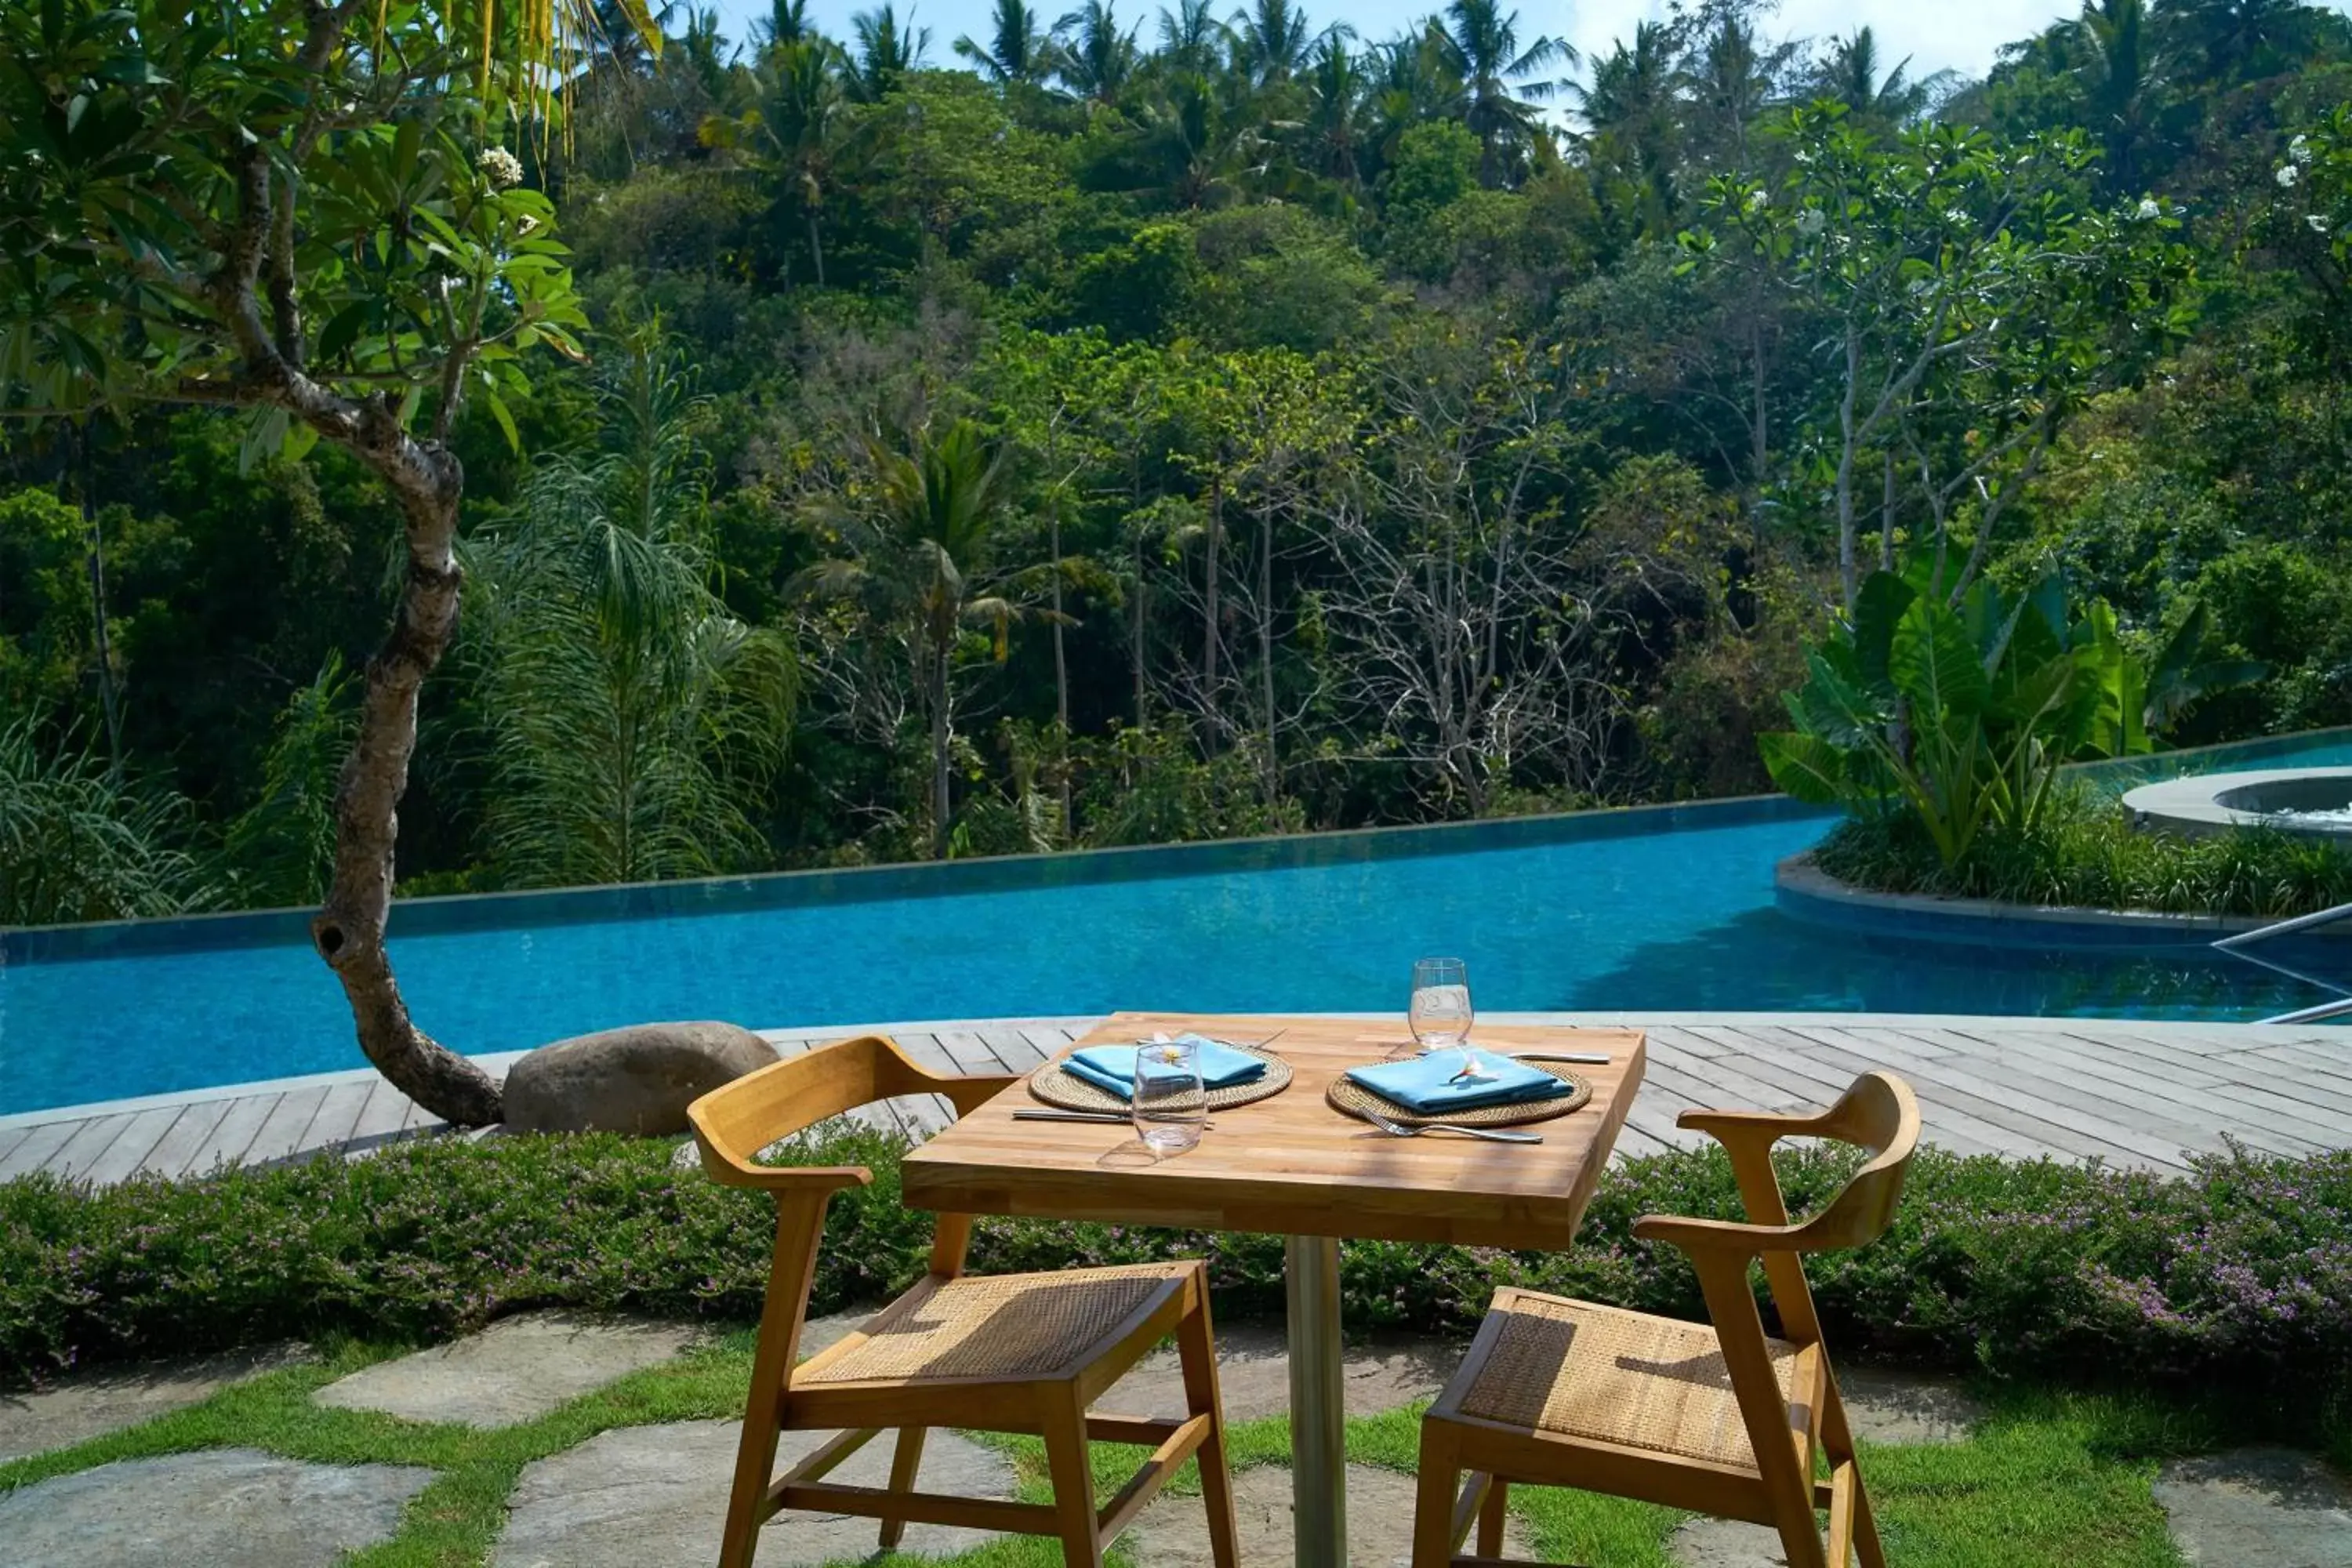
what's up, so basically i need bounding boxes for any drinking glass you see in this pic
[1410,957,1474,1054]
[1132,1036,1207,1154]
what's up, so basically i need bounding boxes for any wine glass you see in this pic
[1132,1035,1207,1154]
[1409,957,1474,1058]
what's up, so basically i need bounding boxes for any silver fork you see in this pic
[1356,1107,1543,1144]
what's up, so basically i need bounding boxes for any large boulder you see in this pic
[502,1022,779,1135]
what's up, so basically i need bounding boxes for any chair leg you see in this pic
[1411,1421,1461,1568]
[1042,1392,1105,1566]
[877,1425,929,1551]
[1820,1376,1881,1568]
[1174,1287,1240,1568]
[718,1396,782,1568]
[1476,1475,1510,1558]
[1846,1467,1886,1568]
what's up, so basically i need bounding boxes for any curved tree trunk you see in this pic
[310,439,503,1127]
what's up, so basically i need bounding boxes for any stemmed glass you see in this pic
[1409,957,1477,1069]
[1131,1035,1207,1154]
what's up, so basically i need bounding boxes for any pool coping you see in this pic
[1774,853,2352,950]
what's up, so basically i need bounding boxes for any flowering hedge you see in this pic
[3,1127,2347,1429]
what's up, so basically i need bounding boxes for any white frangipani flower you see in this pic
[2136,198,2161,220]
[2311,214,2333,234]
[1795,207,1826,237]
[2288,134,2313,166]
[2277,164,2301,188]
[1746,187,1768,212]
[481,147,524,191]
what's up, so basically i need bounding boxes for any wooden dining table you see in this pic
[899,1011,1648,1568]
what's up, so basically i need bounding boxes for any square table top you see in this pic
[899,1012,1647,1250]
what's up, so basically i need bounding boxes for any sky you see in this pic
[700,0,2350,85]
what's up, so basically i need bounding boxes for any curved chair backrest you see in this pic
[690,1033,1012,1187]
[1783,1071,1921,1253]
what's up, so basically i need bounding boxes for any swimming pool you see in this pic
[5,729,2350,1115]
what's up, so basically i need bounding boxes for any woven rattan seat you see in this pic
[1454,1294,1804,1468]
[802,1265,1191,1385]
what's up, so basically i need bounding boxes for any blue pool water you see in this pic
[5,730,2351,1115]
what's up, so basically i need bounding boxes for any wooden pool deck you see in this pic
[2,1012,2347,1188]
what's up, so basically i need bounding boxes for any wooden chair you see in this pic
[1410,1070,1921,1568]
[688,1033,1240,1568]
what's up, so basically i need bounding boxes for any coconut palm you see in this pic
[956,0,1062,85]
[468,335,796,889]
[758,0,815,51]
[2071,0,2171,191]
[738,38,851,285]
[1058,0,1142,102]
[799,420,1032,860]
[1680,4,1788,174]
[1811,27,1950,126]
[1229,0,1326,86]
[1301,34,1376,187]
[1572,20,1683,229]
[1433,0,1568,186]
[846,4,931,101]
[1156,0,1230,73]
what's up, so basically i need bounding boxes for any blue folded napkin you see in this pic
[1062,1036,1269,1101]
[1345,1051,1567,1115]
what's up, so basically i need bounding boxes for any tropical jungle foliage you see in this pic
[5,0,2352,931]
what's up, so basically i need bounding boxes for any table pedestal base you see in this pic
[1285,1233,1346,1568]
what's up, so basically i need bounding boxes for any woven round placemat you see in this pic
[1326,1058,1592,1128]
[1029,1040,1295,1113]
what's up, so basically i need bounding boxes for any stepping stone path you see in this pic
[313,1310,705,1427]
[493,1418,1019,1566]
[1124,1462,1528,1567]
[2157,1447,2352,1567]
[0,1447,430,1568]
[0,1344,304,1462]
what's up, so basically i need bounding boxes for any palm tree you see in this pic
[758,0,814,52]
[1572,21,1682,229]
[1229,0,1319,86]
[1434,0,1567,186]
[1058,0,1142,103]
[956,0,1060,85]
[2072,0,2170,192]
[2166,0,2312,85]
[1680,4,1786,175]
[468,334,796,889]
[1134,70,1269,207]
[1811,27,1949,126]
[1301,34,1375,187]
[846,4,931,101]
[741,38,851,285]
[1156,0,1229,73]
[800,421,1029,860]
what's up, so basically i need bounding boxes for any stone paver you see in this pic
[1107,1323,1455,1422]
[0,1447,430,1567]
[313,1311,704,1427]
[1125,1463,1527,1567]
[0,1344,306,1462]
[1835,1364,1985,1446]
[2156,1447,2352,1567]
[493,1417,1018,1566]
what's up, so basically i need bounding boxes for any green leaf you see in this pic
[1889,597,1988,720]
[1849,571,1915,688]
[1760,731,1850,805]
[483,390,520,455]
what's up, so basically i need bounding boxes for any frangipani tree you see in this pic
[0,0,657,1124]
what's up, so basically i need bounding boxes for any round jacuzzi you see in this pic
[2123,767,2352,841]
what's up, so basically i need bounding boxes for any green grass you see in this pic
[2,1325,2294,1568]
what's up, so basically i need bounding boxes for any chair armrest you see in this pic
[931,1072,1022,1118]
[1677,1106,1838,1155]
[690,1127,876,1195]
[1631,1212,1799,1255]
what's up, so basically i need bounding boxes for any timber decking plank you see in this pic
[305,1080,378,1154]
[77,1105,190,1187]
[1798,1025,2198,1170]
[345,1078,416,1148]
[2237,1040,2352,1095]
[1929,1025,2327,1157]
[241,1086,333,1167]
[933,1029,1007,1073]
[976,1025,1049,1072]
[136,1098,234,1178]
[0,1119,81,1180]
[190,1092,286,1177]
[1999,1028,2349,1153]
[0,1125,32,1167]
[39,1112,138,1182]
[1733,1025,2159,1167]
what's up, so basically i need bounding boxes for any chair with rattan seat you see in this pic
[1410,1070,1920,1568]
[688,1033,1240,1568]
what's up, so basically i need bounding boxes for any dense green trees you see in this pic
[4,0,2351,974]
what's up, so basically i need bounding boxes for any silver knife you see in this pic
[1508,1051,1613,1065]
